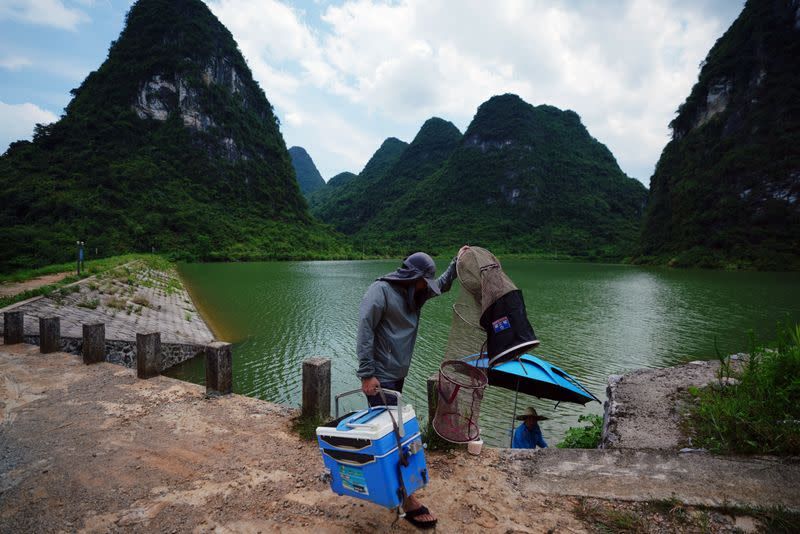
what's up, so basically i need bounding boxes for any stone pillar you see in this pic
[3,311,24,345]
[38,317,60,354]
[427,372,440,425]
[136,332,161,379]
[302,358,331,419]
[205,342,232,395]
[82,323,105,364]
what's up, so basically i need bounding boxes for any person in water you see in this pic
[356,247,467,529]
[512,406,549,449]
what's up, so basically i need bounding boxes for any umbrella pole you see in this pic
[509,376,520,447]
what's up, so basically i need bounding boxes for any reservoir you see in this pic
[168,259,800,447]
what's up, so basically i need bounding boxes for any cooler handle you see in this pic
[334,388,404,437]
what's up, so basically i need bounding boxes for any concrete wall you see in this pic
[23,334,203,372]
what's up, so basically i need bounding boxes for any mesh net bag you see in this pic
[456,246,518,315]
[432,360,488,443]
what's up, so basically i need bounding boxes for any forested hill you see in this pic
[0,0,345,272]
[309,136,409,223]
[315,94,648,260]
[311,118,461,234]
[288,146,325,196]
[639,0,800,270]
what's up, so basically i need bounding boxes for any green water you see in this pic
[168,260,800,447]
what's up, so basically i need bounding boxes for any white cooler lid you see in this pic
[316,404,416,440]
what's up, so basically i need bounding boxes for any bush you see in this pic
[686,323,800,454]
[557,414,603,449]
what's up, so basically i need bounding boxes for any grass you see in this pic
[685,322,800,455]
[132,295,150,308]
[105,297,127,311]
[557,414,603,449]
[77,298,99,310]
[420,418,456,452]
[185,311,192,322]
[0,254,165,309]
[291,414,326,441]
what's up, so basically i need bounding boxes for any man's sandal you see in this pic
[404,506,437,529]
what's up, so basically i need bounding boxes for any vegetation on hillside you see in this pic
[288,146,325,196]
[346,95,647,260]
[685,323,800,455]
[0,0,347,273]
[309,137,409,229]
[639,0,800,270]
[306,171,357,210]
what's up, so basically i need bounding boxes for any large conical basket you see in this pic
[432,360,488,443]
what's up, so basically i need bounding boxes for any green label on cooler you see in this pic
[339,464,369,495]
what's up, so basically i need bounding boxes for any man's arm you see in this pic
[436,257,458,294]
[435,245,469,295]
[356,283,385,380]
[535,428,548,449]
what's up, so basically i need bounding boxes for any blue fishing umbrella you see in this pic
[462,353,600,405]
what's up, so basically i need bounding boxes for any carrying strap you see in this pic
[377,387,409,508]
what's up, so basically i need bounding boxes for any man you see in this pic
[356,248,466,529]
[512,406,549,449]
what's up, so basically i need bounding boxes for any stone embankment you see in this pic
[600,357,743,450]
[0,261,213,371]
[2,342,798,533]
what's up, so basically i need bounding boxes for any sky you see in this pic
[0,0,745,187]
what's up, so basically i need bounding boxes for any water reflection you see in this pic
[170,260,800,447]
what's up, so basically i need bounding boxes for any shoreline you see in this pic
[175,264,235,343]
[2,342,797,533]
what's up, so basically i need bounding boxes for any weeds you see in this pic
[686,322,800,454]
[420,418,455,452]
[185,311,192,322]
[291,414,326,441]
[557,414,603,448]
[106,297,127,310]
[77,298,99,310]
[132,295,150,308]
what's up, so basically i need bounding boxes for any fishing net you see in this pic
[432,360,488,443]
[457,246,517,314]
[445,246,539,366]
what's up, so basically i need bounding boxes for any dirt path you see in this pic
[1,343,788,533]
[0,272,72,298]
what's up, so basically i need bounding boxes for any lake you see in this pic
[167,259,800,447]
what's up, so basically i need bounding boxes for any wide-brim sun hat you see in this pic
[516,406,549,421]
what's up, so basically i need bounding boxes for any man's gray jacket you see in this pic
[356,259,457,381]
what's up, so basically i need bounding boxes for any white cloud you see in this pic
[206,0,740,184]
[0,101,58,154]
[0,0,90,30]
[0,55,32,70]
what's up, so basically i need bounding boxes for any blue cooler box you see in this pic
[316,390,428,509]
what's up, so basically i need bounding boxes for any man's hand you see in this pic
[361,376,380,396]
[457,244,470,260]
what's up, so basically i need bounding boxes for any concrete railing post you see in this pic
[427,372,439,425]
[302,358,331,419]
[82,323,105,364]
[136,332,161,379]
[38,317,60,354]
[3,311,24,345]
[205,342,232,395]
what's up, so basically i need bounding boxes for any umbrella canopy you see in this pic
[462,353,599,405]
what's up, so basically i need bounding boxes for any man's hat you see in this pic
[516,407,549,421]
[402,252,440,295]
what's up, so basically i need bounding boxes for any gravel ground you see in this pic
[1,343,785,533]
